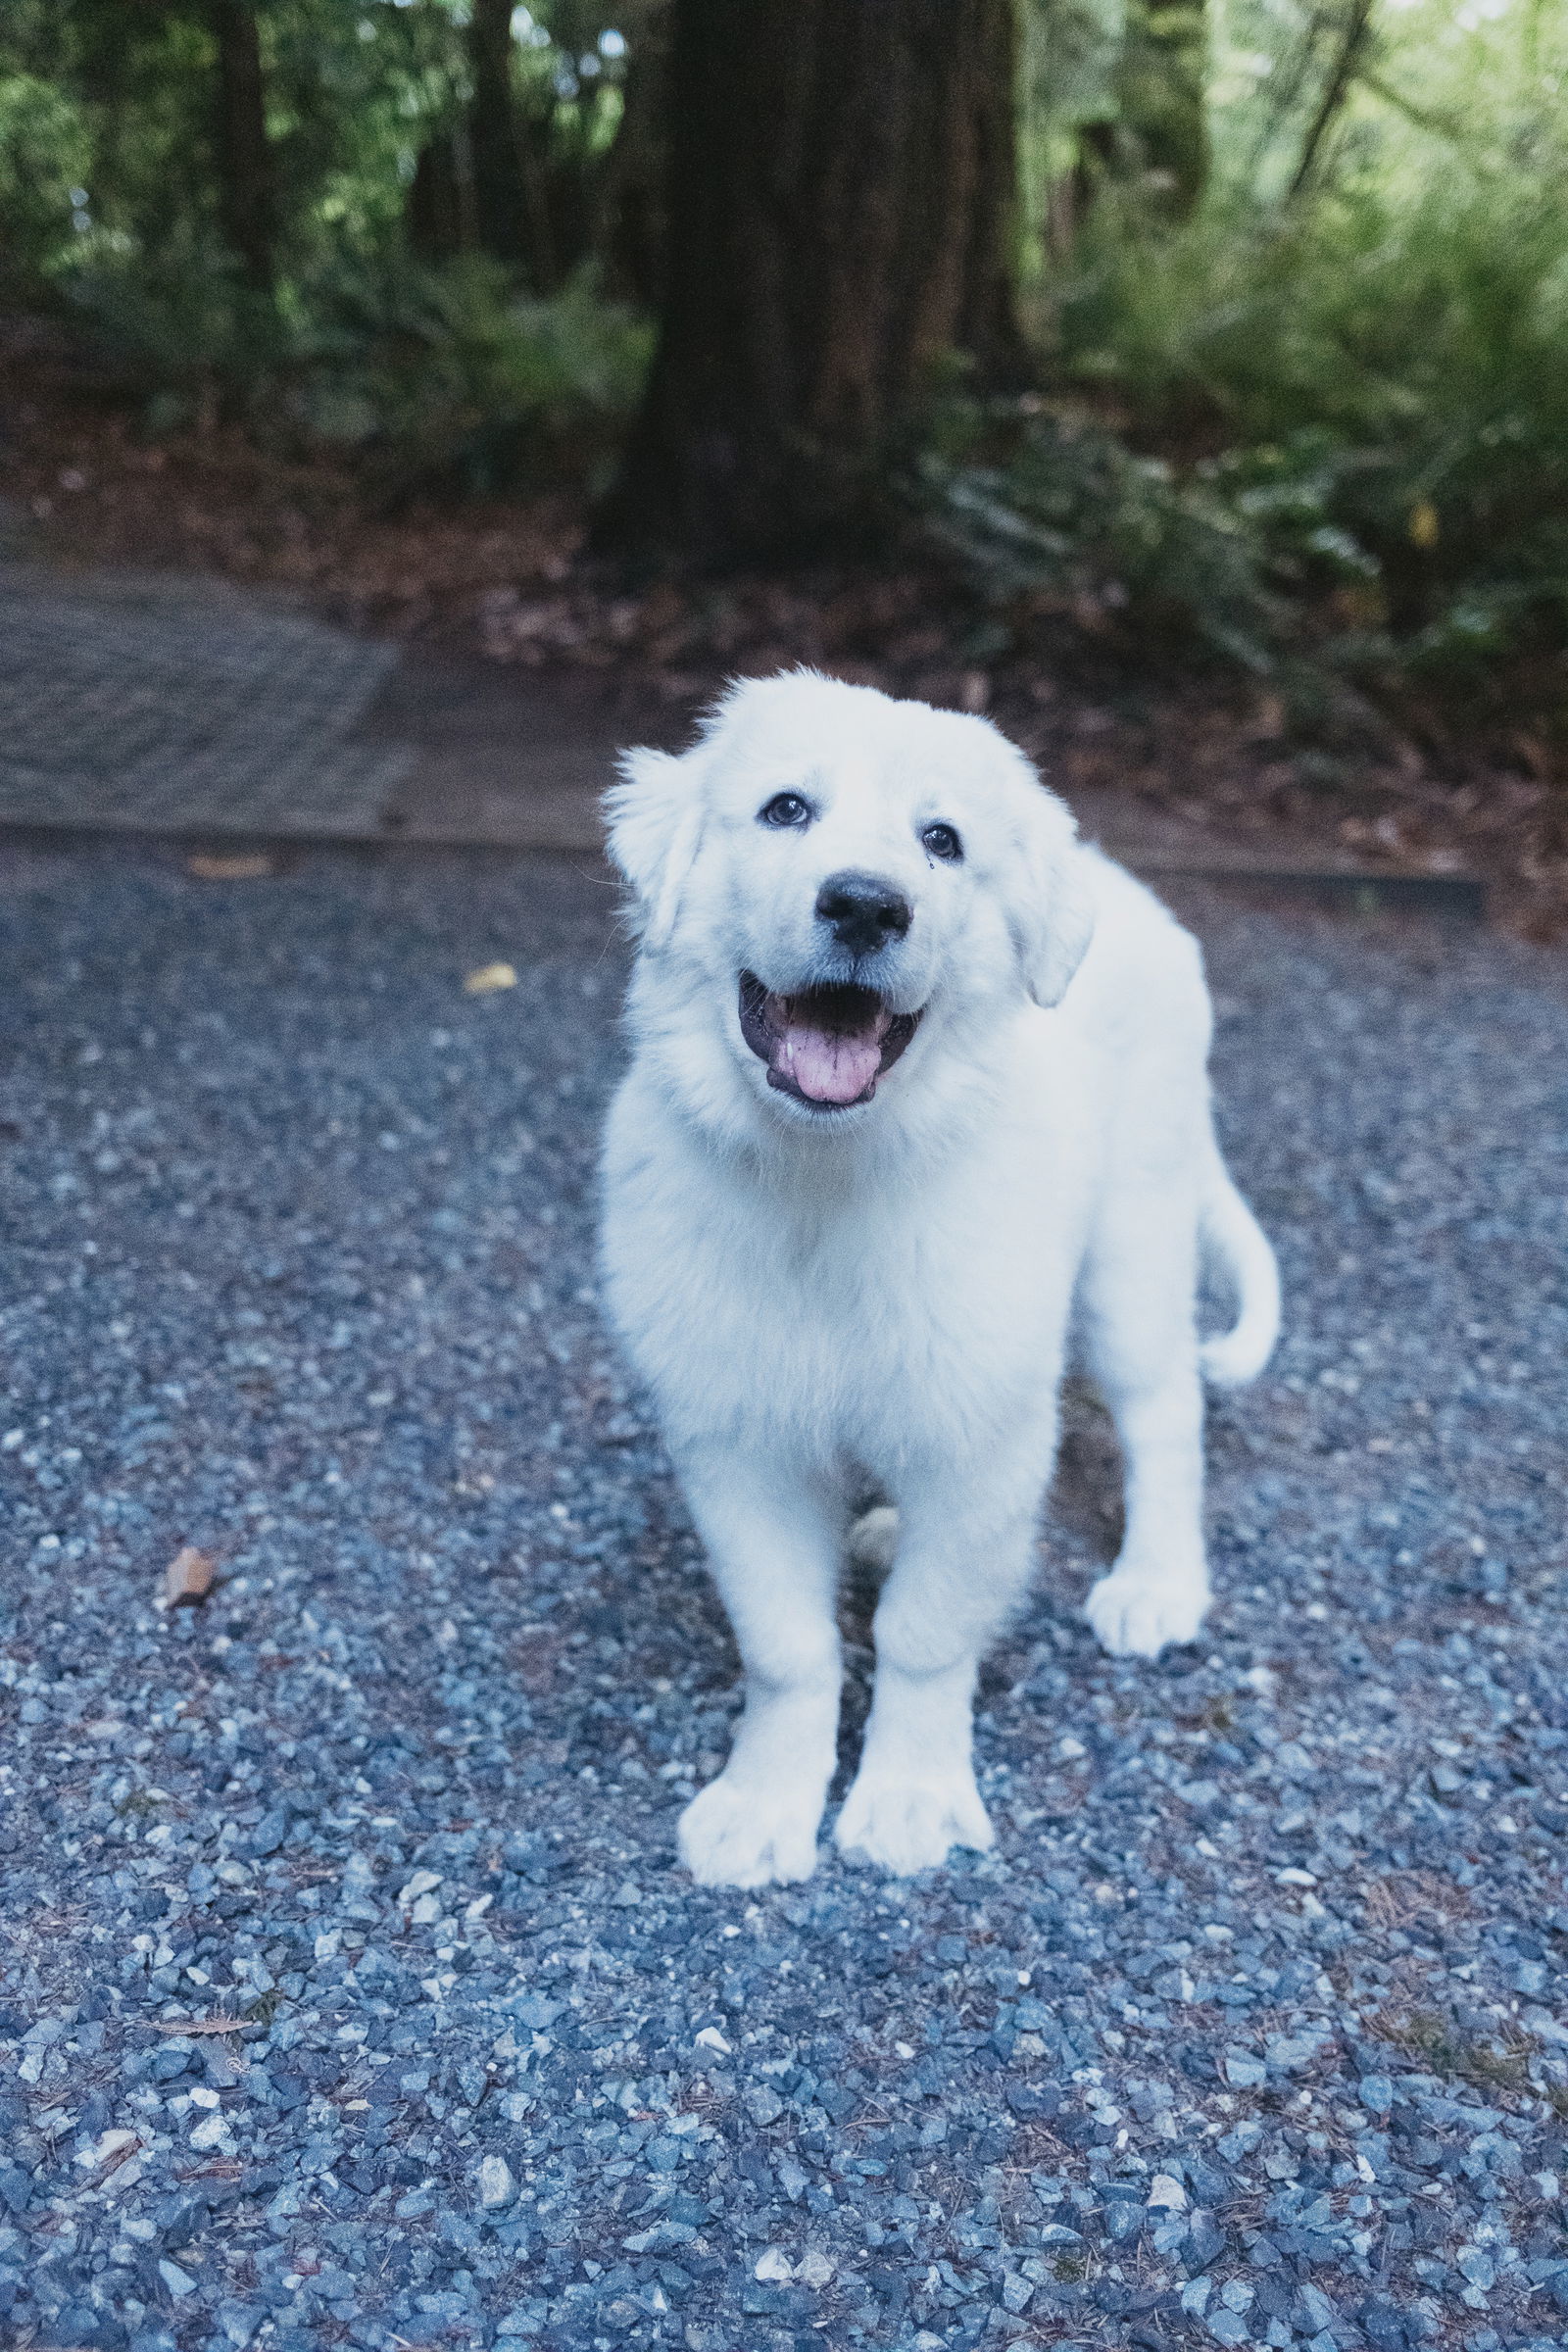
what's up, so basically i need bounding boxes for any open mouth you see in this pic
[738,972,921,1111]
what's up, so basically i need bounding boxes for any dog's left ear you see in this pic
[603,746,705,952]
[1009,782,1097,1008]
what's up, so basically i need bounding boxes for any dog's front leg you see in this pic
[673,1444,843,1888]
[836,1439,1051,1876]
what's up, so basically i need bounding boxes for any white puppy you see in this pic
[599,671,1278,1888]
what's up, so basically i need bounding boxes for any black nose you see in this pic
[814,870,912,957]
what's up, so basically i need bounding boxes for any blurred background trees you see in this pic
[1,0,1566,740]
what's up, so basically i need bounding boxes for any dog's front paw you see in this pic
[1086,1562,1209,1658]
[835,1765,994,1876]
[677,1773,822,1888]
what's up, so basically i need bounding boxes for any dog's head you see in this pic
[606,671,1094,1128]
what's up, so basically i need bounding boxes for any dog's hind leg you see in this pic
[672,1443,844,1888]
[1079,1184,1209,1657]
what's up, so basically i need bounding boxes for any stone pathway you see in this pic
[0,542,677,853]
[0,563,413,836]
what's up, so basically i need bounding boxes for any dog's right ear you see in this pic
[603,746,705,952]
[1006,776,1097,1009]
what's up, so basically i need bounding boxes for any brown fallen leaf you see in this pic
[464,960,517,995]
[161,1545,217,1608]
[186,852,275,881]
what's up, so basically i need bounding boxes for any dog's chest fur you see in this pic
[602,1037,1095,1471]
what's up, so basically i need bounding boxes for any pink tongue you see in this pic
[777,1016,889,1104]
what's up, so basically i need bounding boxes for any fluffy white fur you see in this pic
[599,672,1279,1887]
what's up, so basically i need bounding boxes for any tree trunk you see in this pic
[209,0,275,290]
[601,0,1026,564]
[467,0,555,282]
[407,123,480,263]
[600,2,672,307]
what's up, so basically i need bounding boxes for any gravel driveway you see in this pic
[1,841,1566,2352]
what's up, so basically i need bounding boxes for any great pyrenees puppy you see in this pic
[600,671,1278,1888]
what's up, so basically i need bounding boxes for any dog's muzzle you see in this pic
[738,973,921,1110]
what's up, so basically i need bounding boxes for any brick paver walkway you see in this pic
[0,562,411,835]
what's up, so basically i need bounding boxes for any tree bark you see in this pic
[407,123,480,263]
[209,0,275,290]
[600,0,1026,564]
[467,0,555,282]
[600,2,672,307]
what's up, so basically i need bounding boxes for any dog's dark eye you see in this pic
[760,792,812,829]
[921,822,962,862]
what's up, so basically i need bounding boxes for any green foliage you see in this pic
[60,231,286,407]
[0,74,92,276]
[917,396,1287,674]
[279,257,654,490]
[1050,153,1568,684]
[0,1,653,488]
[0,3,639,286]
[995,0,1568,708]
[62,242,651,489]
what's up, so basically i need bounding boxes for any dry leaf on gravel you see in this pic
[464,961,517,995]
[160,1544,217,1608]
[186,853,275,881]
[154,2015,247,2034]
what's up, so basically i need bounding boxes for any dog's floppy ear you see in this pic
[603,745,705,951]
[1008,782,1097,1008]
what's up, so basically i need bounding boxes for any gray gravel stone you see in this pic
[0,842,1566,2351]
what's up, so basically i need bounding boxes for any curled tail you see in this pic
[1199,1148,1281,1387]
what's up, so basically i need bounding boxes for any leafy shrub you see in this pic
[279,258,654,492]
[1038,147,1568,698]
[58,247,652,493]
[914,394,1395,730]
[916,396,1285,673]
[59,228,286,413]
